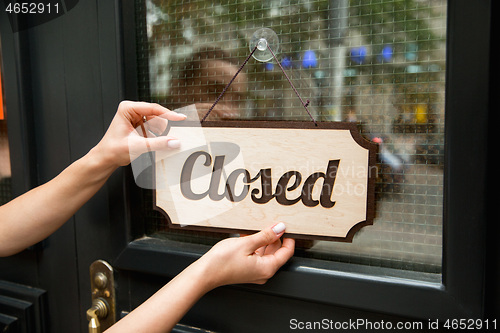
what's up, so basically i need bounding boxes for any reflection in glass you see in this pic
[137,0,447,277]
[0,49,12,206]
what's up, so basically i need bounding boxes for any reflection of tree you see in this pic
[349,0,440,61]
[147,0,328,119]
[144,0,445,124]
[343,0,446,140]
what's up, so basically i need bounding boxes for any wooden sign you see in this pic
[153,121,377,241]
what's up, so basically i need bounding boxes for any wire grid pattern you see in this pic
[136,0,446,275]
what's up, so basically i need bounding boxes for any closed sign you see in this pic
[154,121,377,241]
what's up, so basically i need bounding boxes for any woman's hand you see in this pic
[0,101,188,257]
[93,101,186,169]
[104,223,295,333]
[198,223,295,288]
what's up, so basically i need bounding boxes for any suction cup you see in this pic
[250,28,279,62]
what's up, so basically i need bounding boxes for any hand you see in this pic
[94,101,187,168]
[103,223,294,333]
[198,223,295,288]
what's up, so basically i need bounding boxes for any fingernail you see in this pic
[167,139,181,149]
[177,113,188,118]
[272,222,286,235]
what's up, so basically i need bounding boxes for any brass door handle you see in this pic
[87,298,109,333]
[88,260,116,332]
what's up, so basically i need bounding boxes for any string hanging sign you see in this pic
[201,28,317,125]
[134,28,378,241]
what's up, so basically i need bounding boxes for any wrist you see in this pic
[83,146,119,181]
[187,256,222,293]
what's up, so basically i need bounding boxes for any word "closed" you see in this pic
[180,151,340,208]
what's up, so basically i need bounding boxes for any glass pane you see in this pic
[136,0,446,276]
[0,47,12,206]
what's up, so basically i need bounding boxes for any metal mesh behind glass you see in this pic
[135,0,446,276]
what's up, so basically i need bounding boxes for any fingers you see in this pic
[145,116,169,136]
[244,223,286,253]
[120,101,165,118]
[263,238,281,256]
[120,100,187,122]
[255,236,294,283]
[123,101,186,157]
[128,135,181,155]
[254,245,267,256]
[157,110,188,121]
[271,238,295,266]
[146,136,182,151]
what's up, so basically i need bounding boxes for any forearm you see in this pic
[106,260,213,333]
[0,101,186,257]
[0,147,117,256]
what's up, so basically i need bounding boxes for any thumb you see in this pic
[244,223,286,252]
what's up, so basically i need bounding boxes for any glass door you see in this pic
[135,0,447,281]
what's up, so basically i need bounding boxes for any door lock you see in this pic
[87,260,116,332]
